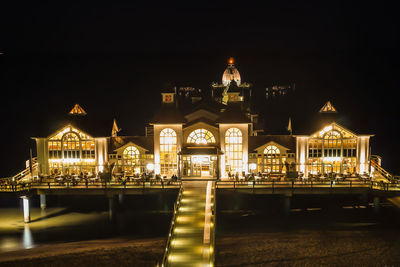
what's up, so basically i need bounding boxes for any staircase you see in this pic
[7,158,38,183]
[162,180,216,267]
[371,158,393,182]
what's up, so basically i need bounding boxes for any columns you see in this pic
[283,194,291,216]
[21,196,30,223]
[373,196,380,215]
[118,193,124,205]
[108,195,116,221]
[40,194,46,210]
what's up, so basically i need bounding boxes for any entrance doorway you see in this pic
[193,156,211,176]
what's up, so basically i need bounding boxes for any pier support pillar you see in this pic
[21,196,30,223]
[108,195,116,221]
[118,193,124,205]
[40,194,46,210]
[283,195,291,216]
[373,196,380,214]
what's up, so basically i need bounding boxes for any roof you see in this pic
[109,136,154,153]
[151,105,186,124]
[217,103,251,124]
[248,135,296,152]
[33,114,111,138]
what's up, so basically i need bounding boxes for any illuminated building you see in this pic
[32,59,373,179]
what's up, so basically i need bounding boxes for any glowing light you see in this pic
[319,125,333,136]
[323,157,342,162]
[249,163,257,171]
[146,163,154,171]
[228,57,234,64]
[22,196,30,223]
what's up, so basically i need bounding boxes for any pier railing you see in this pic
[216,180,400,192]
[0,180,182,192]
[161,183,184,266]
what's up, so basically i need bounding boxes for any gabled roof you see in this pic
[249,135,296,152]
[184,118,218,129]
[150,106,186,124]
[216,103,251,124]
[109,136,154,153]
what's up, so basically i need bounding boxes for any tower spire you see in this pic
[111,119,121,137]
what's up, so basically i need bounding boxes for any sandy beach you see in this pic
[0,237,164,267]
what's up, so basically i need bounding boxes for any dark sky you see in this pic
[0,1,399,176]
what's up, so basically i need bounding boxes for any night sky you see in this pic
[0,1,399,176]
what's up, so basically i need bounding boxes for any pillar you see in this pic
[283,195,291,216]
[373,196,380,215]
[118,193,124,205]
[21,196,30,223]
[109,195,116,221]
[40,194,46,210]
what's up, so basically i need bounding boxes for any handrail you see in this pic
[0,180,182,192]
[371,159,393,180]
[215,180,400,192]
[8,157,38,183]
[208,181,217,266]
[161,183,184,266]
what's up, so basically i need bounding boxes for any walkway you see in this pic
[167,180,215,267]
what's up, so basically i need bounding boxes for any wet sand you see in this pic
[216,230,400,266]
[0,237,164,267]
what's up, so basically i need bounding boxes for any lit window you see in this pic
[121,146,140,173]
[187,129,216,144]
[225,128,242,173]
[160,128,177,176]
[263,145,281,173]
[48,127,95,176]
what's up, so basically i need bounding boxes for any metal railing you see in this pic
[0,180,182,192]
[208,181,217,266]
[161,183,184,266]
[11,157,38,182]
[216,180,400,192]
[371,159,394,181]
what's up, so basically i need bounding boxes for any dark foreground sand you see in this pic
[216,230,400,266]
[2,229,400,266]
[0,237,164,267]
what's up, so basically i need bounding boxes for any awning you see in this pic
[179,147,223,155]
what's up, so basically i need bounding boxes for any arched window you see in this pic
[48,127,95,176]
[225,128,242,173]
[263,145,281,173]
[160,128,177,176]
[323,130,342,157]
[122,146,140,172]
[187,129,216,144]
[62,132,81,175]
[264,145,280,155]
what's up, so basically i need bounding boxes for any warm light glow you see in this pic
[187,129,216,144]
[249,163,257,171]
[146,163,154,171]
[228,57,234,64]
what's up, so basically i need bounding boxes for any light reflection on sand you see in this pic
[0,208,108,252]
